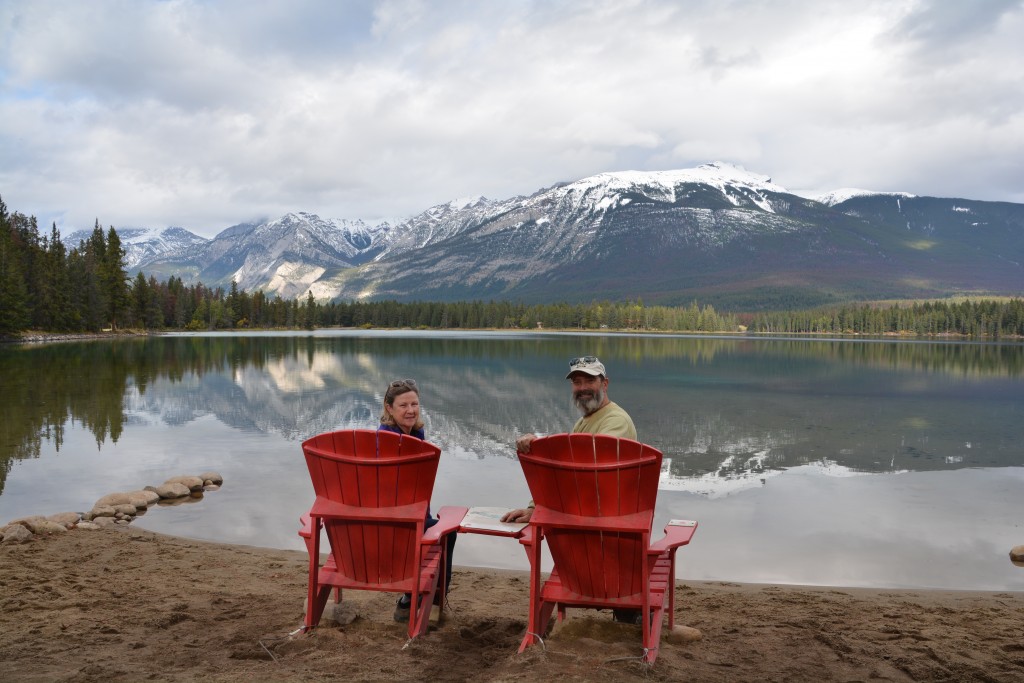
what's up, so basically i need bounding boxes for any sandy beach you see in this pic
[1,526,1022,682]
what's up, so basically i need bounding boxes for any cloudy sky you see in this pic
[2,0,1023,238]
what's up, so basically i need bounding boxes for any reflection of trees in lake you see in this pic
[0,342,130,494]
[596,335,1024,377]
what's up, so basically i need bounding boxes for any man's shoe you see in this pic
[393,595,412,623]
[612,608,643,625]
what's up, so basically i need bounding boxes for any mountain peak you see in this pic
[564,162,788,196]
[808,188,917,206]
[446,196,489,211]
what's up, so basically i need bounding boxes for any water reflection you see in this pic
[1,332,1023,590]
[2,333,1023,497]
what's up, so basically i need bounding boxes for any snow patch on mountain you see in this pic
[543,162,789,218]
[569,162,784,195]
[807,188,917,207]
[447,196,488,211]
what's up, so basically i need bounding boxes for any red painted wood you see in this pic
[299,429,466,640]
[516,433,697,664]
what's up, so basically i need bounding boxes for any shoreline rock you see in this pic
[2,471,222,544]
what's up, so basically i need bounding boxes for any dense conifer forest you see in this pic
[2,196,1022,338]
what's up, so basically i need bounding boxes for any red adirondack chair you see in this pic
[516,433,698,664]
[299,429,467,639]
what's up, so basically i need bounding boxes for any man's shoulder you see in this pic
[577,402,637,439]
[604,401,632,417]
[601,402,636,425]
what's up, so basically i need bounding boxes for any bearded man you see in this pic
[501,356,636,524]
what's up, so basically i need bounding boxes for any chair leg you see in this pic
[409,546,444,639]
[410,596,430,639]
[667,551,677,630]
[305,520,325,630]
[518,599,557,652]
[644,605,665,664]
[305,585,333,630]
[518,600,539,652]
[518,538,547,653]
[536,601,556,639]
[437,531,453,613]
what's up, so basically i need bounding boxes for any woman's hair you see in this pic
[379,379,424,431]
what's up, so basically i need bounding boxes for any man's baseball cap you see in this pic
[566,356,606,378]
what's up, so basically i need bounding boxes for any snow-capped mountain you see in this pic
[138,212,391,297]
[80,162,1024,308]
[808,188,916,207]
[371,161,803,274]
[63,226,209,270]
[313,162,850,303]
[321,161,1023,307]
[372,196,496,260]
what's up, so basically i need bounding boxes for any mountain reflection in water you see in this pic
[1,331,1021,590]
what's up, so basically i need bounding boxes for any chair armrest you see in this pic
[298,512,321,539]
[530,506,653,533]
[648,520,698,555]
[517,525,536,546]
[309,496,428,523]
[422,506,469,543]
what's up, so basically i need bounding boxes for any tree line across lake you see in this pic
[3,198,1022,338]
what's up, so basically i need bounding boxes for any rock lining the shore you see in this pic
[1,472,223,544]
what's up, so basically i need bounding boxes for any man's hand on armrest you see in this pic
[500,507,533,523]
[515,433,537,453]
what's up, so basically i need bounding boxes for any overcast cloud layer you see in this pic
[2,0,1023,237]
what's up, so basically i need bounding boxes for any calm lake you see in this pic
[2,331,1022,591]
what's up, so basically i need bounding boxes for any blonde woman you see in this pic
[377,378,456,622]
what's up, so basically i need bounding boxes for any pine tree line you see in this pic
[748,300,1024,337]
[2,195,1021,337]
[2,198,131,335]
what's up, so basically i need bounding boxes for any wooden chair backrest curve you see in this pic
[520,433,663,600]
[302,429,441,586]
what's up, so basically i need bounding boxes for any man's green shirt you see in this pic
[571,401,637,440]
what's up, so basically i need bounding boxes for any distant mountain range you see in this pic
[63,162,1024,310]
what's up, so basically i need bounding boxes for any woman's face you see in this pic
[386,389,420,433]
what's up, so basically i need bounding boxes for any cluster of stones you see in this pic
[1,472,223,544]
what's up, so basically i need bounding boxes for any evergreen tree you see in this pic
[101,226,130,329]
[9,212,44,328]
[79,221,109,331]
[226,280,241,327]
[44,223,74,330]
[145,275,165,328]
[0,202,30,335]
[132,272,150,328]
[304,291,318,329]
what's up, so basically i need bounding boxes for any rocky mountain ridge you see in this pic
[66,162,1024,309]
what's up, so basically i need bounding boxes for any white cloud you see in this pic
[1,0,1023,237]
